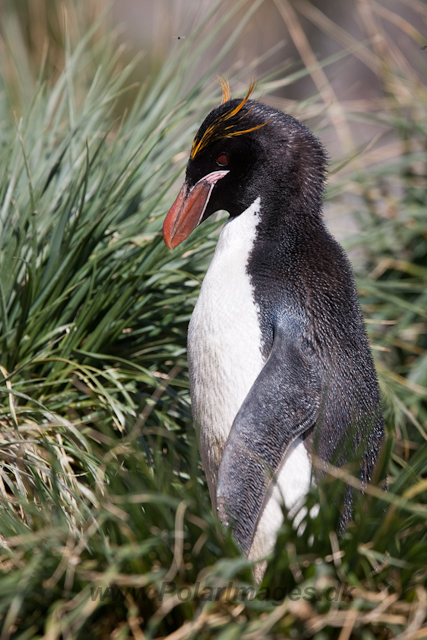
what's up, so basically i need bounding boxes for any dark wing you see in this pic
[216,320,321,554]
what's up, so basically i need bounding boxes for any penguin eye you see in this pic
[216,153,229,167]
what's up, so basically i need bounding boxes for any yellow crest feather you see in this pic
[191,80,267,160]
[217,76,231,103]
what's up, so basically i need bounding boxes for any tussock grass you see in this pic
[0,1,426,638]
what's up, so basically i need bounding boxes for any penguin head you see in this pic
[163,88,327,249]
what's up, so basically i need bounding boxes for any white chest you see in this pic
[187,198,314,574]
[187,198,265,503]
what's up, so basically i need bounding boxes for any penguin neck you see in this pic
[248,187,324,250]
[238,151,326,246]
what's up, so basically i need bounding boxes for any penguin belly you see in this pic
[187,196,313,562]
[248,437,313,581]
[188,198,264,507]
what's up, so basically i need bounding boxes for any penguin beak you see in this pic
[163,170,229,249]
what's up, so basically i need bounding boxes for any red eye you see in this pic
[216,153,229,166]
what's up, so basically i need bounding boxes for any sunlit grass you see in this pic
[0,1,426,638]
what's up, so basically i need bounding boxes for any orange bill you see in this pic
[163,170,229,249]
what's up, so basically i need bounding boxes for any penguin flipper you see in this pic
[216,322,321,554]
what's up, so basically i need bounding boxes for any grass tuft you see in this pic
[0,1,426,638]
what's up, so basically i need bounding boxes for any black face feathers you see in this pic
[185,96,328,221]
